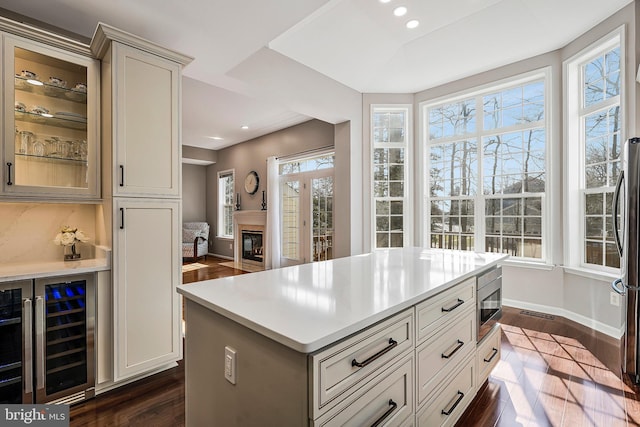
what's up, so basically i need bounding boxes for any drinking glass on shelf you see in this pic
[19,130,33,154]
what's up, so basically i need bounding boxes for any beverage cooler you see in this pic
[0,273,95,404]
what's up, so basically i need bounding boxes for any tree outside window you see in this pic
[426,78,547,260]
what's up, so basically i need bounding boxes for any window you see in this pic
[372,106,411,248]
[565,28,623,270]
[425,72,548,261]
[217,170,234,238]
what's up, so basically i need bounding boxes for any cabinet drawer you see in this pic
[416,352,476,427]
[477,324,501,385]
[416,307,475,407]
[310,309,414,417]
[313,354,414,427]
[415,277,475,344]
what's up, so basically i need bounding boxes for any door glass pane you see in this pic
[312,176,333,261]
[0,288,23,404]
[44,280,87,396]
[13,47,89,189]
[281,180,300,260]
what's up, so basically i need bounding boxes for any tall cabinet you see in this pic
[90,24,192,383]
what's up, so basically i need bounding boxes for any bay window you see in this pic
[424,71,549,261]
[372,106,411,248]
[564,28,623,271]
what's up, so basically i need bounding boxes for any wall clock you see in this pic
[244,170,259,195]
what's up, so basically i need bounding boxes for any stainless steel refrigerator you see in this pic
[612,137,640,384]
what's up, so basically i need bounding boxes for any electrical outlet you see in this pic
[229,243,233,250]
[224,346,236,384]
[610,291,620,307]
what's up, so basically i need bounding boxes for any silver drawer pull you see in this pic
[441,391,464,416]
[484,347,499,363]
[352,338,398,368]
[441,298,464,312]
[441,339,464,359]
[371,399,397,427]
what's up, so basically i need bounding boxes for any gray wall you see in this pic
[182,163,207,223]
[207,119,336,258]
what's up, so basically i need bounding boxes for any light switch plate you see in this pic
[610,291,620,307]
[224,346,236,384]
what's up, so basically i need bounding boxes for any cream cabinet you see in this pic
[90,24,192,385]
[112,198,181,380]
[477,324,501,385]
[183,267,504,426]
[92,24,188,199]
[2,32,100,199]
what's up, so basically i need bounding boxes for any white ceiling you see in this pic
[0,0,632,149]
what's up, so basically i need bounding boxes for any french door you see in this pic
[280,169,334,266]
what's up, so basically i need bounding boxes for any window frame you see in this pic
[217,169,235,239]
[563,26,625,273]
[370,104,413,249]
[419,68,552,264]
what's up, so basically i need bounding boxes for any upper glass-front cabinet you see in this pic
[3,34,100,199]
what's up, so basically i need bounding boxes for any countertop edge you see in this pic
[178,254,506,353]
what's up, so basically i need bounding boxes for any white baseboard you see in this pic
[210,253,233,260]
[503,298,624,339]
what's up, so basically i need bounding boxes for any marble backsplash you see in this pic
[0,202,98,265]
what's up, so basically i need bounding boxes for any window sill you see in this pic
[499,259,555,271]
[216,236,233,241]
[562,266,618,282]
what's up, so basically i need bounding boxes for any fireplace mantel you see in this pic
[233,210,268,270]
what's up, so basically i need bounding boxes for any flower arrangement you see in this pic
[54,226,89,260]
[54,225,89,247]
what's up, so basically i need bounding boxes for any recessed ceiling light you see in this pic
[241,125,249,130]
[208,136,224,140]
[406,19,419,29]
[379,0,392,3]
[393,6,407,16]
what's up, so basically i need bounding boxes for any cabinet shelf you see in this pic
[15,110,87,131]
[15,76,87,103]
[0,318,20,327]
[0,362,21,374]
[15,153,87,165]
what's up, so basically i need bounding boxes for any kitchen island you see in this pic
[177,248,508,426]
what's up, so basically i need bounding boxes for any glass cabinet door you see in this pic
[3,34,99,199]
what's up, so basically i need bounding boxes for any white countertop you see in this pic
[0,246,111,283]
[178,248,508,353]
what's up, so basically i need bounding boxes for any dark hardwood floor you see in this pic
[181,255,246,284]
[457,307,640,427]
[69,259,640,426]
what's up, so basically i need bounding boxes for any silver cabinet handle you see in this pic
[23,298,33,395]
[35,296,45,391]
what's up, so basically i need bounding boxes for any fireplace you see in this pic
[233,210,267,271]
[242,230,264,263]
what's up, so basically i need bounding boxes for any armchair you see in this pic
[182,222,210,261]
